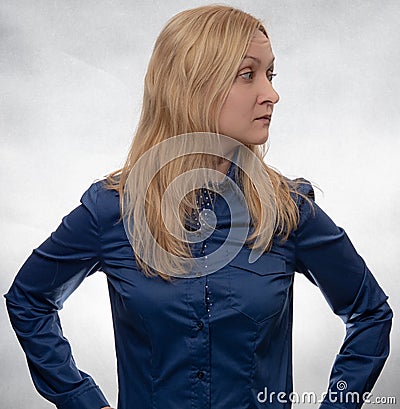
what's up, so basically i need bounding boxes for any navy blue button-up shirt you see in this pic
[4,165,392,409]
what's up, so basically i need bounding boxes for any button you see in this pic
[196,321,204,330]
[197,371,204,379]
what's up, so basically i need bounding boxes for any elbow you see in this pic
[344,299,393,359]
[346,297,393,328]
[4,285,57,335]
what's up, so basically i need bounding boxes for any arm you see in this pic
[294,180,393,409]
[4,182,110,409]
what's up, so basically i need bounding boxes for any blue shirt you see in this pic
[4,167,392,409]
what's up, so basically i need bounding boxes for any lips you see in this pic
[255,114,271,121]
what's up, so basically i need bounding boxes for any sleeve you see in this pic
[3,182,110,409]
[293,179,393,409]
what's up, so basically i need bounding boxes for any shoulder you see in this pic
[286,176,315,202]
[81,179,121,228]
[284,176,317,227]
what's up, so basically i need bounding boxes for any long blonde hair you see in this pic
[103,5,313,280]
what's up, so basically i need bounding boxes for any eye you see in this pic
[239,71,254,80]
[267,71,278,82]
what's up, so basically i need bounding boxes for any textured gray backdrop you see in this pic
[1,1,399,408]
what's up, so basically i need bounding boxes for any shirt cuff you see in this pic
[57,385,110,409]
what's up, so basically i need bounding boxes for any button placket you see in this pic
[190,188,215,407]
[205,281,212,317]
[188,276,210,405]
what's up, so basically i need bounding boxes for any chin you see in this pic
[249,134,269,146]
[228,132,269,146]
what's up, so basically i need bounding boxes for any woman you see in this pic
[4,5,392,409]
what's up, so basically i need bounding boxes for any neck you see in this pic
[216,158,231,175]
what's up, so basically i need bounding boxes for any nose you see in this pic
[256,78,280,105]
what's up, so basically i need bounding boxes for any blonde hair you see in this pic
[103,5,314,280]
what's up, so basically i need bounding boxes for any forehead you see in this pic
[249,29,272,49]
[243,30,274,61]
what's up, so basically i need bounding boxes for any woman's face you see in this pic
[218,30,279,145]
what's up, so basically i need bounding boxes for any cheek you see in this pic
[219,100,235,129]
[220,90,252,123]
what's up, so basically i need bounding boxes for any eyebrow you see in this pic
[242,55,275,67]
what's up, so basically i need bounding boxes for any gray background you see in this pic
[1,0,398,407]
